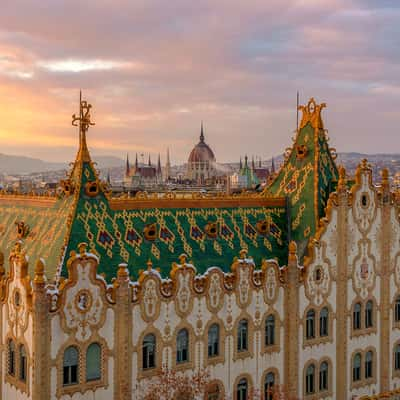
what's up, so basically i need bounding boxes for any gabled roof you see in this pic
[265,98,338,257]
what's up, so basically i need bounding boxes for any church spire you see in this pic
[239,156,242,170]
[135,153,138,169]
[165,147,171,182]
[157,153,162,175]
[125,153,130,177]
[271,157,275,173]
[200,121,205,143]
[251,156,255,171]
[148,154,152,166]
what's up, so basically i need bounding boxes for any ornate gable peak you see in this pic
[298,97,326,130]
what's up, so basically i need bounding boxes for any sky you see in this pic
[0,0,399,164]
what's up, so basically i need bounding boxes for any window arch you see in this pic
[395,296,400,322]
[305,364,315,394]
[265,315,275,346]
[365,351,373,379]
[353,353,361,382]
[143,334,156,369]
[8,339,15,376]
[237,319,248,352]
[264,372,275,400]
[236,378,248,400]
[306,309,315,339]
[365,300,373,328]
[395,344,400,370]
[177,328,189,363]
[319,361,328,391]
[353,303,361,330]
[208,324,219,358]
[63,346,79,386]
[319,307,329,337]
[19,345,27,382]
[86,343,101,381]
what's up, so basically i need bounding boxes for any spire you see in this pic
[251,156,255,171]
[239,156,243,170]
[148,154,151,166]
[107,170,111,185]
[200,121,205,143]
[259,157,262,168]
[135,153,138,169]
[125,153,130,177]
[244,154,248,168]
[165,147,171,182]
[157,153,162,175]
[72,90,95,163]
[271,157,275,173]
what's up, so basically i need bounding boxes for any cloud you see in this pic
[0,0,398,164]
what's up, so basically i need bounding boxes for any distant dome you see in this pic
[188,124,216,164]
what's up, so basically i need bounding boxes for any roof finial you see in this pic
[72,91,95,162]
[200,121,205,143]
[125,153,130,176]
[239,156,243,170]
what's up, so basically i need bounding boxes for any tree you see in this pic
[138,367,210,400]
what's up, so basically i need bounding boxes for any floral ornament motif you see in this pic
[176,271,192,315]
[63,261,104,342]
[265,267,277,303]
[306,246,330,306]
[353,173,375,233]
[238,264,250,306]
[208,273,223,310]
[353,246,375,299]
[142,278,159,320]
[7,284,29,337]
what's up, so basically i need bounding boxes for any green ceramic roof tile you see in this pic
[0,195,74,278]
[265,98,338,257]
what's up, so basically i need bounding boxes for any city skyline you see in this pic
[0,0,399,164]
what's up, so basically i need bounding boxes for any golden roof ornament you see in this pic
[298,98,326,130]
[72,91,95,162]
[34,258,46,284]
[338,166,347,192]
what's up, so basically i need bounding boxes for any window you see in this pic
[143,334,156,369]
[365,351,373,379]
[177,329,189,363]
[395,344,400,370]
[237,320,248,352]
[63,346,79,386]
[86,343,101,381]
[208,324,219,358]
[264,372,275,400]
[19,345,27,382]
[353,353,361,382]
[365,300,373,328]
[395,297,400,322]
[319,307,329,337]
[265,315,275,346]
[8,340,15,376]
[237,378,247,400]
[306,310,315,339]
[319,362,328,391]
[305,364,315,394]
[353,303,361,330]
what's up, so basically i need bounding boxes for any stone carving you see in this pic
[306,246,330,306]
[142,278,158,319]
[63,261,104,342]
[208,273,223,310]
[265,267,277,303]
[353,247,375,299]
[238,264,250,306]
[176,271,191,315]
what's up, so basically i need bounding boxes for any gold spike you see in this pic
[34,258,45,284]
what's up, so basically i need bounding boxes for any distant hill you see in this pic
[0,154,124,175]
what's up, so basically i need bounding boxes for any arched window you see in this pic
[63,346,79,386]
[264,372,275,400]
[208,324,219,358]
[8,339,15,376]
[319,307,329,337]
[143,334,156,369]
[236,378,248,400]
[237,319,248,352]
[319,361,328,391]
[265,315,275,346]
[365,300,373,328]
[19,345,27,382]
[177,329,189,363]
[365,351,373,379]
[305,364,315,394]
[353,353,361,382]
[86,343,101,381]
[306,310,315,339]
[395,297,400,322]
[353,303,361,330]
[395,344,400,370]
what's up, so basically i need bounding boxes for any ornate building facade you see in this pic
[1,96,400,400]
